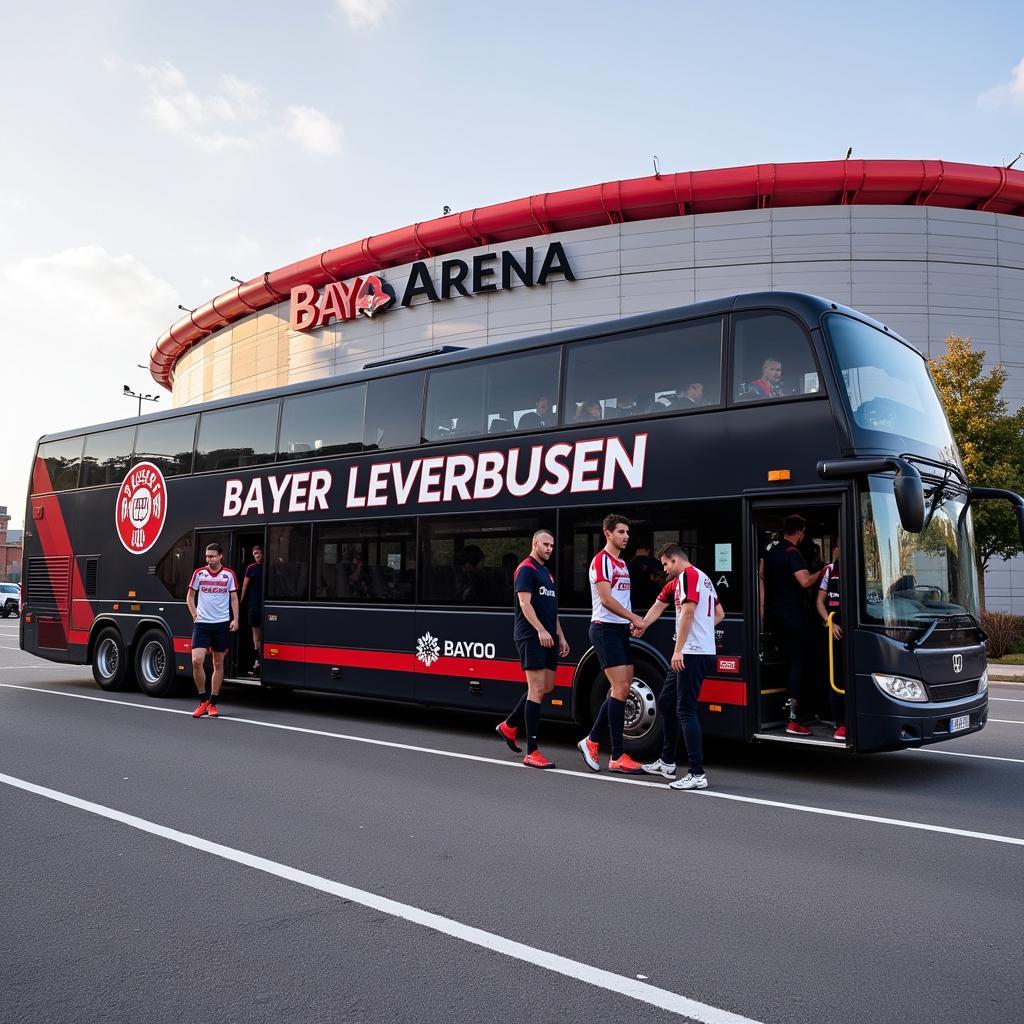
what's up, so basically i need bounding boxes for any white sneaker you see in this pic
[668,772,708,791]
[641,758,677,779]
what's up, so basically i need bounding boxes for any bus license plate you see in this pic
[950,714,970,733]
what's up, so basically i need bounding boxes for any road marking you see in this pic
[911,748,1024,765]
[2,683,1024,848]
[0,771,761,1024]
[990,697,1024,703]
[989,719,1024,725]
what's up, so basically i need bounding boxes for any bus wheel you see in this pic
[134,629,176,698]
[92,627,132,692]
[587,658,664,760]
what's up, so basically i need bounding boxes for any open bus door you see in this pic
[193,528,265,684]
[747,495,850,747]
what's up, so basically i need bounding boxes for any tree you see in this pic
[930,336,1024,609]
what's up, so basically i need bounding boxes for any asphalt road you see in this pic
[1,615,1022,1024]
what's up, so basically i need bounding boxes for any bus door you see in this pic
[747,497,846,746]
[193,528,264,683]
[231,529,266,680]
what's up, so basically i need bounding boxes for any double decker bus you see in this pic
[21,292,1024,755]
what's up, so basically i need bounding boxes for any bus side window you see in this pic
[563,317,723,425]
[364,373,424,451]
[134,415,197,478]
[195,400,279,472]
[34,436,85,492]
[266,524,311,601]
[732,312,818,402]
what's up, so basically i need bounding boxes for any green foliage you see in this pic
[930,337,1024,602]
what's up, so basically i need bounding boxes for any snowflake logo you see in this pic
[416,631,440,667]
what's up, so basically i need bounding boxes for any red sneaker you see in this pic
[834,724,847,741]
[608,753,645,774]
[192,700,209,718]
[523,751,556,769]
[785,720,813,736]
[577,737,600,771]
[207,704,219,718]
[496,720,521,753]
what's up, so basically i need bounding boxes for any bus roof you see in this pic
[36,291,909,445]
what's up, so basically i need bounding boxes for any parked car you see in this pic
[0,582,20,617]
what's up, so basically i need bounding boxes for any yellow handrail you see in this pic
[827,612,845,695]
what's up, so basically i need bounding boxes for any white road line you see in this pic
[0,665,85,672]
[988,719,1024,725]
[2,683,1024,848]
[990,697,1024,703]
[911,748,1024,765]
[0,771,761,1024]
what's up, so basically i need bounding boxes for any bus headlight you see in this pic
[872,673,928,702]
[978,668,988,695]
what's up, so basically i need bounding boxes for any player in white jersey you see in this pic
[635,544,724,790]
[186,542,239,718]
[576,514,648,774]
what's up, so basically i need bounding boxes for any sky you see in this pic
[1,0,1023,528]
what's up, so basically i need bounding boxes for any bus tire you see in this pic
[92,627,133,692]
[587,655,665,761]
[134,628,176,698]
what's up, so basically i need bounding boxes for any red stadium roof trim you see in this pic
[150,159,1024,389]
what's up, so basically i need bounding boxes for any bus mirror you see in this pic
[971,487,1024,548]
[893,465,925,534]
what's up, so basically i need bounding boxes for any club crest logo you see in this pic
[416,631,440,668]
[116,461,168,555]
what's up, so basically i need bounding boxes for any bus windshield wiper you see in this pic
[907,612,970,652]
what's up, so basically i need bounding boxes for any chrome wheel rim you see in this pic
[623,676,659,740]
[96,637,119,680]
[139,640,166,685]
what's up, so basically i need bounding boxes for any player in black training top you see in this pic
[496,529,569,768]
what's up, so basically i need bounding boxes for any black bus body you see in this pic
[21,292,1002,755]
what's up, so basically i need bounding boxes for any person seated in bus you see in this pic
[816,542,845,742]
[455,545,487,603]
[488,415,511,434]
[613,391,642,417]
[887,574,917,599]
[517,396,553,429]
[573,399,603,422]
[745,357,784,398]
[671,381,705,409]
[628,544,662,610]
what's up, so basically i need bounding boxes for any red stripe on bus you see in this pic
[698,678,746,706]
[68,628,90,645]
[173,637,192,653]
[262,643,575,687]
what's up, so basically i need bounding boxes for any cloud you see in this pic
[106,57,341,156]
[0,246,178,525]
[337,0,396,28]
[286,106,343,156]
[978,56,1024,110]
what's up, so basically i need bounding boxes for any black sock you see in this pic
[607,696,626,759]
[208,693,217,706]
[204,682,212,701]
[506,693,528,730]
[588,697,609,744]
[524,700,541,755]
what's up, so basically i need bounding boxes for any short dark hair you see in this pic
[602,513,630,534]
[783,514,806,535]
[657,543,685,561]
[205,542,224,555]
[460,545,484,566]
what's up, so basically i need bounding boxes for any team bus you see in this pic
[21,292,1024,756]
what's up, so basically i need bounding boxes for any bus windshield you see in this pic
[826,314,960,462]
[860,477,980,628]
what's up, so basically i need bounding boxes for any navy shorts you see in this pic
[192,620,230,653]
[589,622,632,669]
[516,636,558,672]
[246,605,262,627]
